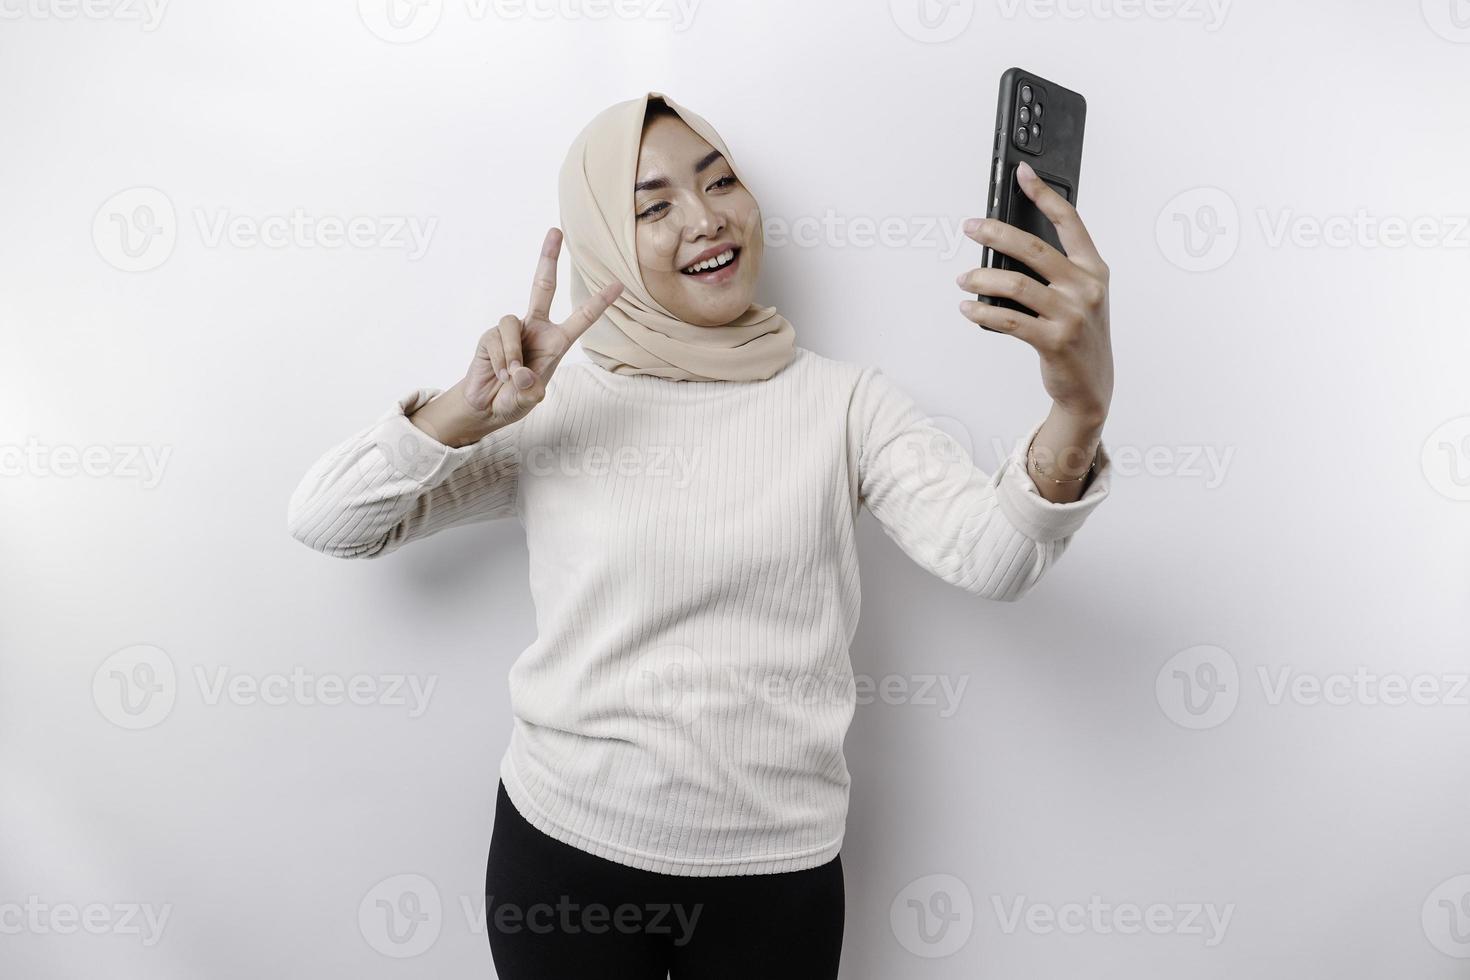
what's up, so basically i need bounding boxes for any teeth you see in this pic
[682,248,736,274]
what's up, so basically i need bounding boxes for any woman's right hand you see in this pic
[411,227,623,448]
[463,227,623,428]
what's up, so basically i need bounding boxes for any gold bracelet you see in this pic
[1025,432,1099,485]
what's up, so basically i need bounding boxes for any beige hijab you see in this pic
[557,91,797,382]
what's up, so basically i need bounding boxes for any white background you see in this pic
[4,0,1470,976]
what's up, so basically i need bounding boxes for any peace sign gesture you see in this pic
[463,227,624,427]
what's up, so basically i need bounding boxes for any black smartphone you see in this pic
[978,67,1087,323]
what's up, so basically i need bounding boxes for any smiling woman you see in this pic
[286,89,1115,980]
[632,97,764,325]
[558,91,798,382]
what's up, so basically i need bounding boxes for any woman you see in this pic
[287,91,1114,979]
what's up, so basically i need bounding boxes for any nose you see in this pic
[683,193,726,242]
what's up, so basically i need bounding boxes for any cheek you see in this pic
[638,224,682,275]
[734,192,762,240]
[738,206,764,270]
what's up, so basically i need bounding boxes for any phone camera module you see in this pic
[1018,105,1031,125]
[1020,84,1033,103]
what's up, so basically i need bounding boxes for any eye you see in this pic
[636,176,738,221]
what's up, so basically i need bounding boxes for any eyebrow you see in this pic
[634,149,727,193]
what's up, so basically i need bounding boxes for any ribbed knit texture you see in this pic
[287,346,1112,876]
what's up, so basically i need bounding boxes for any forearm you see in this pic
[408,378,502,448]
[288,387,521,558]
[1024,402,1105,503]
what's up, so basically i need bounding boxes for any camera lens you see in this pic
[1015,125,1028,146]
[1018,105,1031,125]
[1020,84,1033,103]
[1033,102,1043,119]
[1031,123,1042,141]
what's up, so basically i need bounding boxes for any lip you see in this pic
[679,242,740,272]
[679,247,741,285]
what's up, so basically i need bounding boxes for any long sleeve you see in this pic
[279,349,1119,878]
[286,387,522,559]
[849,366,1112,601]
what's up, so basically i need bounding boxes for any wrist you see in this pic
[410,381,498,449]
[1026,435,1098,484]
[1027,405,1105,488]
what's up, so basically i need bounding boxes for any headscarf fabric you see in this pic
[557,91,797,382]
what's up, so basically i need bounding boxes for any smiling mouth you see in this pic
[680,246,742,277]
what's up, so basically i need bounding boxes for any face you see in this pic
[633,113,764,327]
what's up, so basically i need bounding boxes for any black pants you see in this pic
[485,780,845,979]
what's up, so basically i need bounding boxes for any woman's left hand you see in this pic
[955,160,1114,426]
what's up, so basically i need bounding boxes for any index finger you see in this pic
[967,218,1076,286]
[526,227,562,322]
[1016,161,1105,275]
[557,280,625,345]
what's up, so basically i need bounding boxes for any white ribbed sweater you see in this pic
[287,346,1111,876]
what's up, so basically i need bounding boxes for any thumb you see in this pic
[510,364,547,404]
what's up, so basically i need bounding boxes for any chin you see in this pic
[684,294,754,327]
[658,276,753,326]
